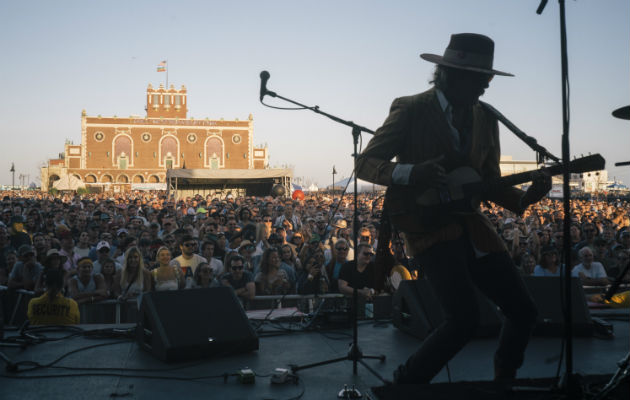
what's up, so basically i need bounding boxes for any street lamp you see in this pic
[332,166,337,200]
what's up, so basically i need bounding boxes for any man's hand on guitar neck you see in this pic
[519,169,552,213]
[409,155,446,191]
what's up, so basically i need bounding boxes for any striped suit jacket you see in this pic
[356,88,524,255]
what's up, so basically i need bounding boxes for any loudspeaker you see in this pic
[392,279,502,340]
[136,287,259,362]
[523,276,593,337]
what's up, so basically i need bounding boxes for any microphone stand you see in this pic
[537,1,582,397]
[480,101,559,164]
[260,74,387,390]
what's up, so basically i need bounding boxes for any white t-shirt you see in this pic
[571,262,607,279]
[172,254,207,277]
[208,257,224,277]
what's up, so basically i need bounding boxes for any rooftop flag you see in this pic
[157,60,167,72]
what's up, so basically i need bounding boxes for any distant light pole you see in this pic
[10,163,15,187]
[332,166,337,200]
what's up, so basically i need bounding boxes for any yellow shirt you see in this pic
[27,292,80,325]
[605,291,630,308]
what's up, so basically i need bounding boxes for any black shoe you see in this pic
[393,365,410,385]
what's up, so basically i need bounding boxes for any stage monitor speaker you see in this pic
[136,287,259,362]
[392,279,502,340]
[523,276,594,337]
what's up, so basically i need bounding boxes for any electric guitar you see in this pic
[386,154,605,231]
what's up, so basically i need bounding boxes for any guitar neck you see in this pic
[486,154,605,192]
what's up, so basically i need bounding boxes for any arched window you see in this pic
[85,174,97,183]
[101,174,113,183]
[113,134,133,168]
[148,175,160,183]
[160,136,179,168]
[48,175,60,189]
[133,175,144,183]
[205,136,224,168]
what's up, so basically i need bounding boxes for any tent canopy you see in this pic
[167,168,292,183]
[606,182,628,190]
[326,176,385,193]
[52,175,85,191]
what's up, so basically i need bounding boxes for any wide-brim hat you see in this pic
[612,105,630,120]
[420,33,513,77]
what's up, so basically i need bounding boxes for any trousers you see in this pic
[397,235,538,383]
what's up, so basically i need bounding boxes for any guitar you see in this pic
[386,153,605,232]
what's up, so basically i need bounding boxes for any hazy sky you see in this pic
[0,1,628,188]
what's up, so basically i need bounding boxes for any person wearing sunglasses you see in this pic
[171,234,206,283]
[221,255,255,302]
[325,238,352,293]
[337,243,376,300]
[187,261,220,289]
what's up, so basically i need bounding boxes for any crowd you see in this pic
[1,189,629,324]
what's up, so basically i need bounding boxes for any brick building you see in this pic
[41,83,270,192]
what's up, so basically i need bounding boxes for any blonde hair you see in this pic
[155,246,172,264]
[121,246,146,288]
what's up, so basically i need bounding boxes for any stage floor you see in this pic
[1,311,628,400]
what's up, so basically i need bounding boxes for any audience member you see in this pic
[67,257,108,304]
[151,246,184,291]
[171,234,207,282]
[338,243,377,300]
[572,246,609,286]
[8,244,43,291]
[27,268,80,325]
[114,246,152,301]
[221,254,255,301]
[255,247,292,295]
[187,261,220,289]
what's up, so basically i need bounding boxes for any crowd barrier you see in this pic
[2,283,621,327]
[0,289,349,326]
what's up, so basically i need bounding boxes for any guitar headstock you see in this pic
[567,154,606,174]
[544,154,606,176]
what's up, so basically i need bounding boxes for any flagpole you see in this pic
[166,59,168,88]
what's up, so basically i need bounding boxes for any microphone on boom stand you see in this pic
[259,70,276,101]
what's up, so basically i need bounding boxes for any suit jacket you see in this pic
[356,88,524,254]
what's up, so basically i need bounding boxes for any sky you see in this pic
[0,1,628,189]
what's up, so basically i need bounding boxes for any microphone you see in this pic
[259,71,270,101]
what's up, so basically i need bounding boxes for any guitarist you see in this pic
[356,33,551,384]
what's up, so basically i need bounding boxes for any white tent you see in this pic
[326,177,385,193]
[306,183,319,192]
[606,182,628,191]
[53,175,86,191]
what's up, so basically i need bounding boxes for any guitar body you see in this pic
[385,154,605,233]
[387,166,482,232]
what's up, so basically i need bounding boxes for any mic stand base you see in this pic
[289,127,387,390]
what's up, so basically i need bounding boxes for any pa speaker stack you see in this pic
[522,276,594,337]
[392,277,595,340]
[136,287,258,362]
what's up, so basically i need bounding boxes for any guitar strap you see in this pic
[480,101,559,163]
